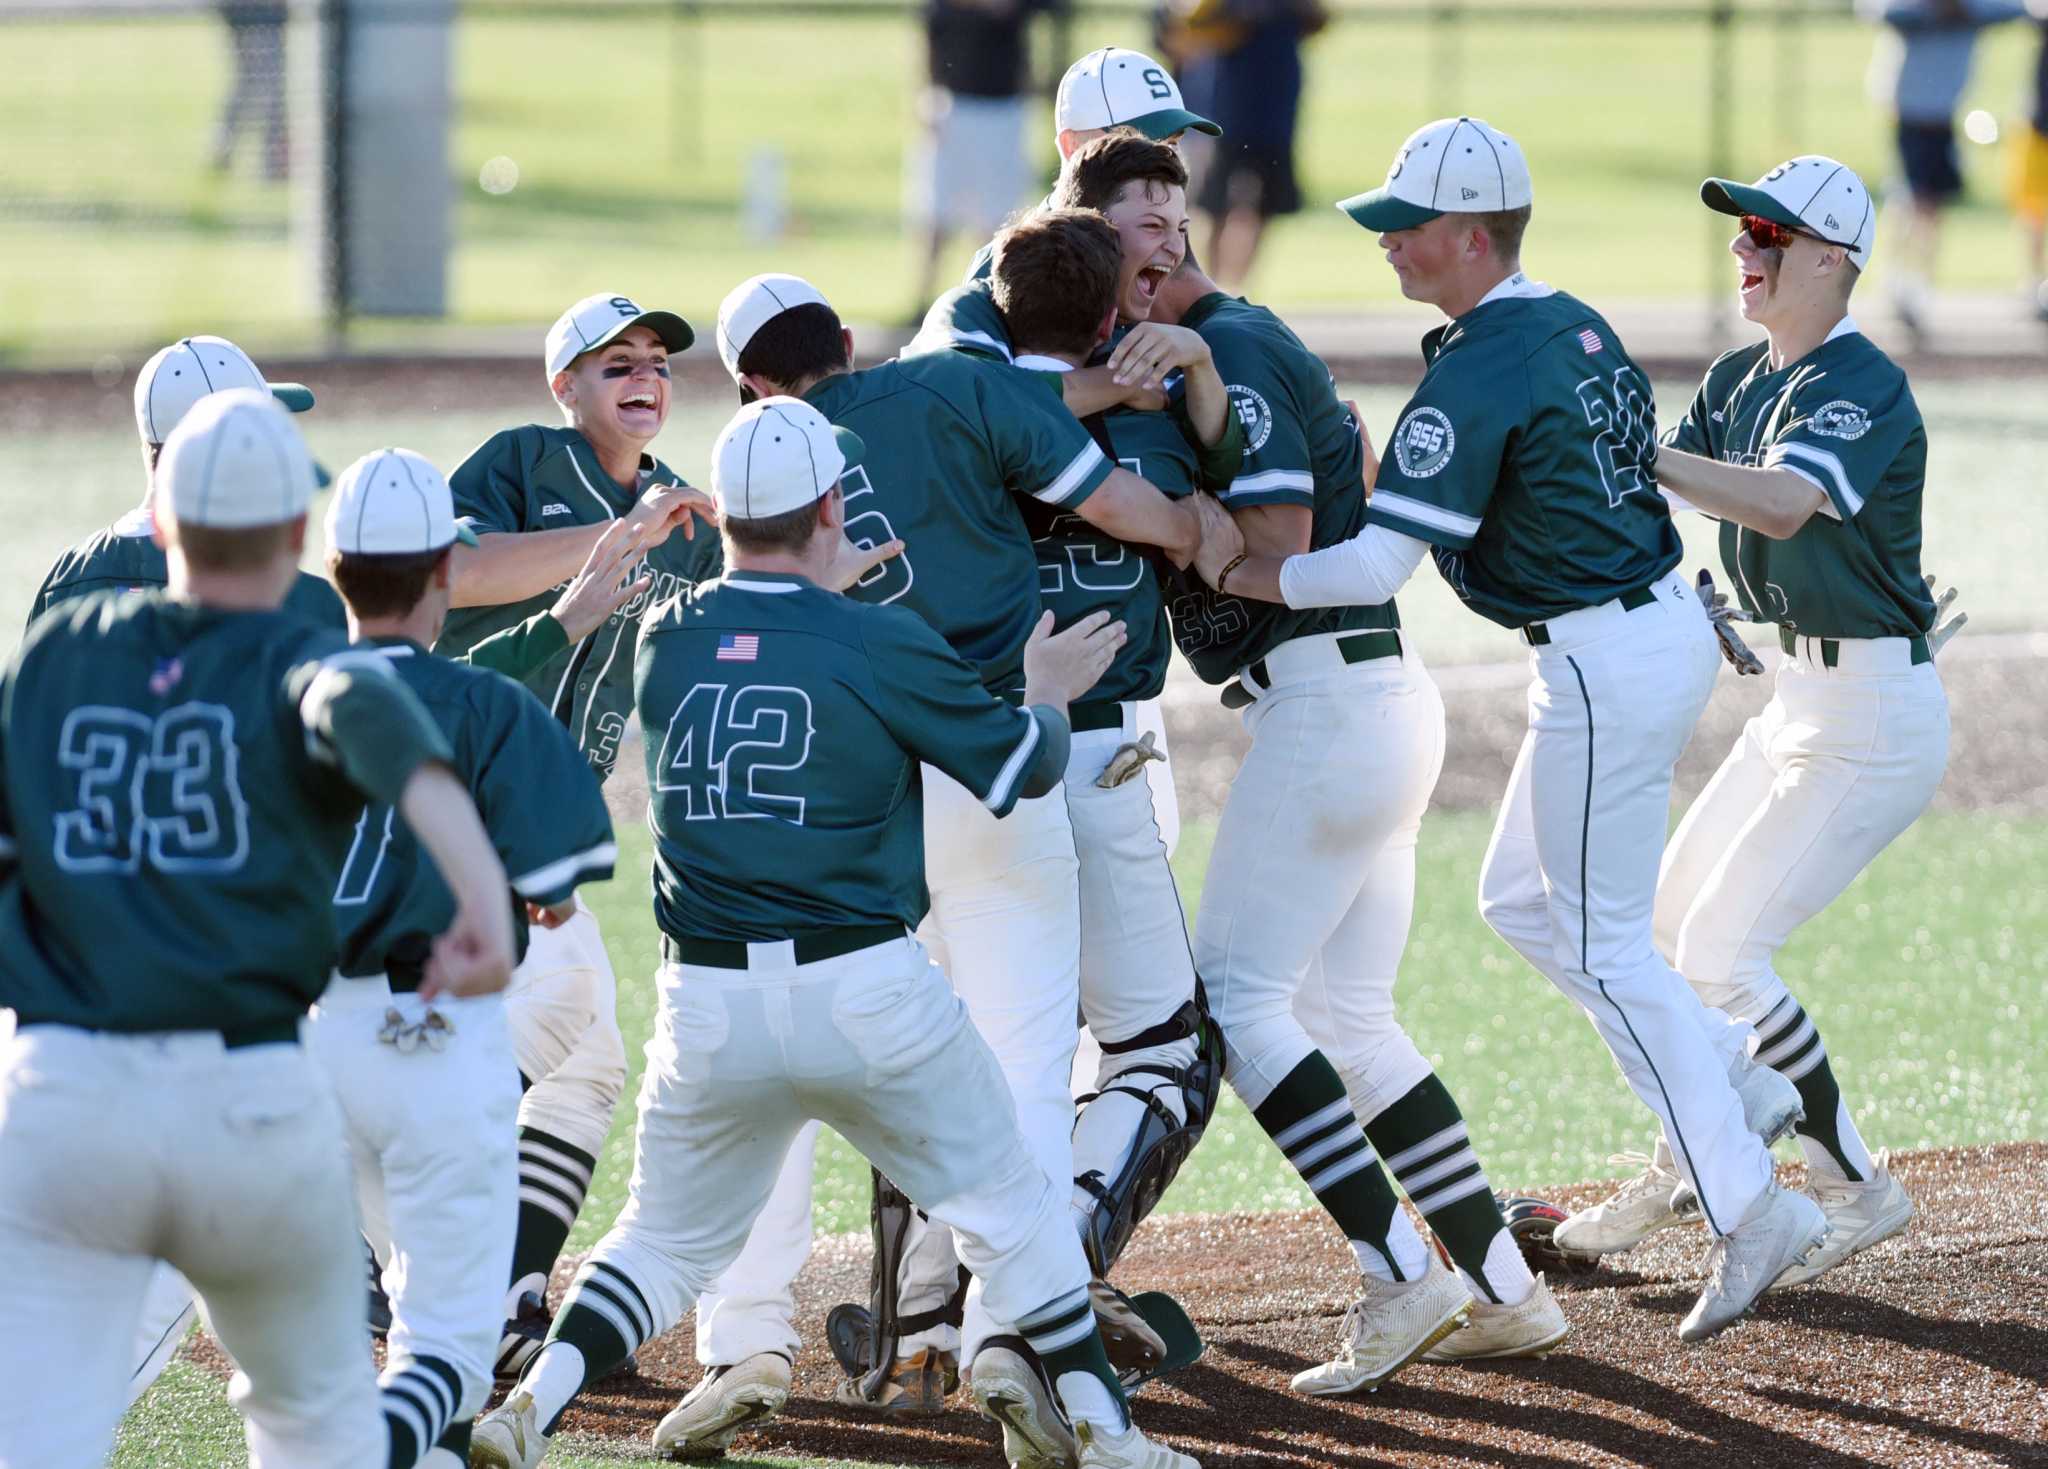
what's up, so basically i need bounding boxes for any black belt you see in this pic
[19,1018,299,1049]
[1778,626,1931,667]
[660,924,904,970]
[1223,629,1402,709]
[1522,584,1657,646]
[1068,701,1126,733]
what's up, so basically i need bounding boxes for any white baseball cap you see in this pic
[1701,156,1875,268]
[1055,47,1219,140]
[710,397,864,521]
[1338,117,1532,232]
[715,273,835,385]
[544,292,695,380]
[157,388,318,530]
[134,335,314,446]
[326,448,480,556]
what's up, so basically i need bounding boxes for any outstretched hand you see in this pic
[822,534,906,593]
[551,519,654,642]
[629,481,719,549]
[1925,574,1967,657]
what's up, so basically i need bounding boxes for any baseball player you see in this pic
[307,448,618,1469]
[474,397,1195,1469]
[433,293,719,1377]
[0,390,513,1469]
[658,273,1201,1459]
[29,334,344,632]
[1194,117,1826,1343]
[1559,158,1948,1285]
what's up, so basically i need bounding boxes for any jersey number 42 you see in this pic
[655,681,815,824]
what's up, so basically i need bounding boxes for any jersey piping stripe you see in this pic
[948,328,1014,362]
[511,841,618,900]
[1369,489,1483,540]
[980,711,1043,812]
[1221,468,1314,500]
[1768,442,1862,517]
[725,576,804,594]
[1037,440,1107,505]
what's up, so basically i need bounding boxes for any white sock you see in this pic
[1352,1211,1431,1283]
[1459,1229,1536,1306]
[1053,1370,1123,1432]
[521,1341,587,1432]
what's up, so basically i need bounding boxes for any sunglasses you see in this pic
[1739,213,1833,251]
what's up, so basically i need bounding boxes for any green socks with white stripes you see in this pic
[1364,1075,1534,1306]
[1753,998,1874,1182]
[1018,1286,1129,1431]
[518,1259,657,1435]
[510,1127,596,1293]
[1252,1053,1427,1282]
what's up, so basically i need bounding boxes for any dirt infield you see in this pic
[554,1143,2048,1468]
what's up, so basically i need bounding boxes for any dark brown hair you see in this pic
[736,303,848,404]
[1474,205,1532,266]
[990,209,1122,360]
[328,548,449,618]
[1051,131,1189,215]
[722,498,822,555]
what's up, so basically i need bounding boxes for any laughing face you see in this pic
[555,324,672,446]
[1100,178,1189,324]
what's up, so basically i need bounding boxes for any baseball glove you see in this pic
[1697,569,1764,676]
[1096,731,1166,789]
[1497,1194,1599,1276]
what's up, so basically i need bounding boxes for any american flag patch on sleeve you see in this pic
[1578,327,1604,355]
[715,633,760,662]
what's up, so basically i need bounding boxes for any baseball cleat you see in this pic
[1552,1152,1692,1258]
[832,1344,958,1416]
[1678,1182,1828,1342]
[1771,1157,1914,1290]
[1074,1417,1200,1469]
[469,1388,549,1469]
[1422,1273,1570,1361]
[653,1352,791,1460]
[970,1339,1077,1469]
[1090,1278,1168,1377]
[494,1287,550,1382]
[1288,1253,1469,1396]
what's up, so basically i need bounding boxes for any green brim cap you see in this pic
[1699,178,1802,227]
[453,521,479,546]
[312,458,332,489]
[270,382,315,414]
[1336,188,1441,232]
[1131,107,1221,140]
[630,309,695,355]
[833,424,865,478]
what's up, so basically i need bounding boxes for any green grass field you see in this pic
[1,2,2040,360]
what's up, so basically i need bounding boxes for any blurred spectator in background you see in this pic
[1861,0,2028,336]
[2009,1,2048,319]
[212,1,289,183]
[1159,0,1327,289]
[906,0,1061,316]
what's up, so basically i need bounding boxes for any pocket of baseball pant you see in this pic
[830,968,964,1078]
[657,981,730,1085]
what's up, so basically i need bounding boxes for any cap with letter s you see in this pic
[710,396,864,521]
[545,292,696,380]
[1338,116,1532,232]
[715,273,834,385]
[134,334,314,446]
[1055,46,1220,141]
[157,388,319,530]
[326,448,480,556]
[1700,155,1874,268]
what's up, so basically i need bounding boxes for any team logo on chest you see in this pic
[1393,406,1456,478]
[1227,384,1273,453]
[1809,400,1871,440]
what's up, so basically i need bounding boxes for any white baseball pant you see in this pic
[0,1026,383,1469]
[1657,640,1950,1021]
[582,937,1089,1365]
[1475,571,1775,1236]
[1197,633,1446,1115]
[507,899,625,1161]
[306,978,522,1453]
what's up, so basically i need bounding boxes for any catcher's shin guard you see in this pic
[826,1169,969,1403]
[1074,994,1224,1277]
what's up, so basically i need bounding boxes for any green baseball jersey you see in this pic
[1169,290,1398,684]
[331,638,614,985]
[0,592,450,1034]
[804,355,1113,692]
[636,572,1070,941]
[434,424,724,781]
[1364,278,1682,629]
[1662,324,1936,640]
[1020,402,1195,704]
[29,505,347,634]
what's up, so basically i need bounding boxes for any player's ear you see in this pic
[431,547,454,590]
[1096,304,1119,347]
[819,484,846,532]
[287,515,308,555]
[549,369,575,413]
[738,371,773,403]
[839,327,856,369]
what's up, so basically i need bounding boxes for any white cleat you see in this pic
[1772,1157,1914,1290]
[469,1389,549,1469]
[1289,1254,1470,1396]
[1075,1417,1199,1469]
[652,1352,791,1461]
[970,1342,1078,1469]
[1679,1182,1828,1342]
[1422,1273,1570,1361]
[1552,1152,1691,1258]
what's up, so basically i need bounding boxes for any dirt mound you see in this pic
[560,1143,2048,1468]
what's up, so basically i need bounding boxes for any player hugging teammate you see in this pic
[1,55,1964,1469]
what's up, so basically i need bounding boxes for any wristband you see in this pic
[1215,551,1249,594]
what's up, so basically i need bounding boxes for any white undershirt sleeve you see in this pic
[1277,524,1431,610]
